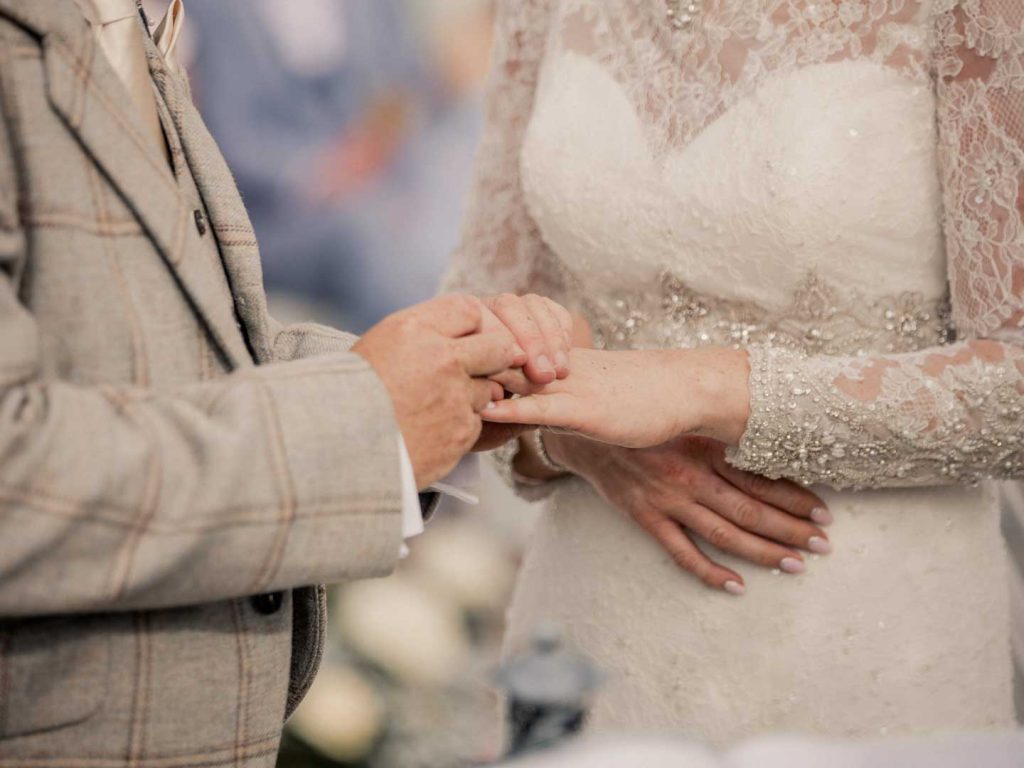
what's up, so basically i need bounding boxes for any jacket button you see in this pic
[250,591,285,616]
[194,209,208,236]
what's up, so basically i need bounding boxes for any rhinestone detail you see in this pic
[589,269,952,357]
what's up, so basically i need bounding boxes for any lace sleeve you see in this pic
[728,1,1024,489]
[441,0,570,305]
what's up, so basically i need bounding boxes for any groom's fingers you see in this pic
[642,515,743,593]
[480,308,529,367]
[416,294,484,338]
[454,333,520,377]
[470,379,497,413]
[489,380,506,402]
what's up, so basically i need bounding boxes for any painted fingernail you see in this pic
[808,536,832,555]
[780,557,805,574]
[811,507,833,526]
[554,351,569,370]
[536,355,554,373]
[724,580,746,596]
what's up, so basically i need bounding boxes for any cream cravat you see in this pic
[72,0,180,159]
[152,0,185,74]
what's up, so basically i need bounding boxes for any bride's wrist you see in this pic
[672,347,752,445]
[541,431,605,478]
[513,430,576,482]
[543,431,580,473]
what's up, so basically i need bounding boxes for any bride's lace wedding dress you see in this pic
[444,0,1024,742]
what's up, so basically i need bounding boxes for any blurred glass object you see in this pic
[495,625,602,757]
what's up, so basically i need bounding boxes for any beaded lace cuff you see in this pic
[728,344,1024,489]
[490,438,570,503]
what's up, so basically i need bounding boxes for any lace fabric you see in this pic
[442,0,570,307]
[443,0,1024,490]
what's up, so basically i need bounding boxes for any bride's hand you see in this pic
[481,347,752,448]
[480,294,574,384]
[471,301,583,452]
[542,434,832,594]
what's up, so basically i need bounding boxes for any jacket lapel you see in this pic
[0,0,253,370]
[148,46,276,364]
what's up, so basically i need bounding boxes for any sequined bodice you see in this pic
[590,269,951,355]
[521,52,951,358]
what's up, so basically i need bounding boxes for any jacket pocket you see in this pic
[0,617,111,739]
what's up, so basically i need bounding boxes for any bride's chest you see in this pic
[520,2,951,354]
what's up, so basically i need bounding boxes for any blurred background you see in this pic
[141,1,539,766]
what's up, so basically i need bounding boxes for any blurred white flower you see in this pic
[413,521,516,612]
[289,665,383,762]
[335,576,471,686]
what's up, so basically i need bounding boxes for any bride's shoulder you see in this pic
[493,0,560,58]
[496,0,557,20]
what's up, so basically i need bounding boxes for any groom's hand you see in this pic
[354,295,521,489]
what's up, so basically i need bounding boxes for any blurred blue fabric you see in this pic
[187,0,483,330]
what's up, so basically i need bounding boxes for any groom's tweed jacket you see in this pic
[0,1,404,765]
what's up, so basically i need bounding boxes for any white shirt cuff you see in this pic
[396,441,482,558]
[398,436,425,558]
[432,454,480,505]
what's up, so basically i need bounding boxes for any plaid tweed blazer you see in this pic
[0,1,404,765]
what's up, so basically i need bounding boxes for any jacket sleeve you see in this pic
[0,127,401,620]
[269,317,359,360]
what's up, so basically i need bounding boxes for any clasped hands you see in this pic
[354,293,830,595]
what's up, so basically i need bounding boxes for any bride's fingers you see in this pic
[694,475,829,554]
[676,503,806,574]
[523,294,571,378]
[487,295,558,384]
[489,367,537,397]
[711,456,831,526]
[545,298,575,347]
[480,392,577,427]
[641,515,745,594]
